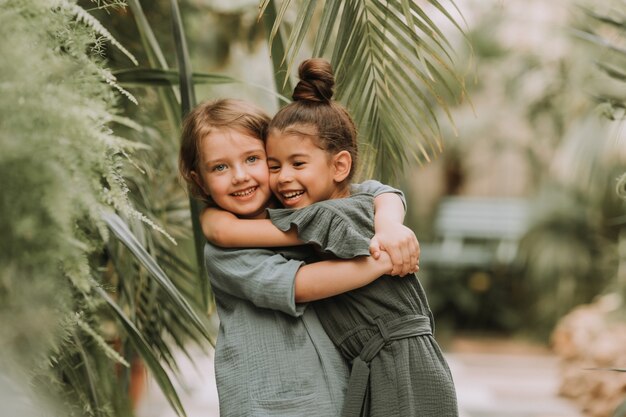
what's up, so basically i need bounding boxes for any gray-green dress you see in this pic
[205,181,400,417]
[268,193,459,417]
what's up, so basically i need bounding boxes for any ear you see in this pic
[190,170,209,195]
[331,150,352,183]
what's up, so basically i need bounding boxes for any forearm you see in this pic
[370,192,419,276]
[209,218,301,247]
[373,193,405,229]
[294,256,390,302]
[201,205,303,247]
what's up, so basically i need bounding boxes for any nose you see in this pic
[277,167,293,184]
[231,165,250,184]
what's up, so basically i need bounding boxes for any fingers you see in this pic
[409,235,420,275]
[386,243,403,276]
[399,239,411,276]
[374,228,422,276]
[369,236,381,260]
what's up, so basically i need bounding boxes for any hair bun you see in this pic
[292,58,335,104]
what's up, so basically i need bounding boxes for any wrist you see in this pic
[366,254,392,276]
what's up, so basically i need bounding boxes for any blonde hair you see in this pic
[178,99,270,202]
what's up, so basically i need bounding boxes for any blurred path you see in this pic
[136,340,583,417]
[448,352,582,417]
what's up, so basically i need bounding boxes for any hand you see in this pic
[200,206,238,244]
[372,249,394,276]
[369,222,420,276]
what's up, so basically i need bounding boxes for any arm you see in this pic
[294,252,393,302]
[206,179,404,248]
[201,206,302,247]
[371,193,420,276]
[206,243,392,315]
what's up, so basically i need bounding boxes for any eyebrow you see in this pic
[267,153,310,161]
[205,149,264,166]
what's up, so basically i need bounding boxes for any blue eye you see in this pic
[213,164,227,172]
[247,156,259,163]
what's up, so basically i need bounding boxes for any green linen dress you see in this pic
[206,181,401,417]
[268,193,459,417]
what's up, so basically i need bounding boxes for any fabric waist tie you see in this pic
[340,315,433,417]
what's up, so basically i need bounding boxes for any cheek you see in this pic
[252,165,270,185]
[202,175,222,197]
[268,173,279,191]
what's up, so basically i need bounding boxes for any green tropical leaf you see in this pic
[263,0,466,184]
[101,211,211,342]
[169,0,210,310]
[597,62,626,82]
[125,0,181,130]
[261,0,294,99]
[96,286,187,417]
[573,28,626,55]
[113,68,237,87]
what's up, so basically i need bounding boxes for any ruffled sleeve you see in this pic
[267,193,375,259]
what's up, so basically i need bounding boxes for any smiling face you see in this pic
[266,129,350,209]
[193,128,272,218]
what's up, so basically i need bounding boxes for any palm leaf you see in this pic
[72,331,103,414]
[113,68,236,86]
[597,62,626,83]
[574,29,626,55]
[261,0,294,99]
[125,0,181,131]
[281,0,318,86]
[96,286,187,417]
[169,0,210,309]
[312,0,341,57]
[101,211,211,342]
[263,0,466,184]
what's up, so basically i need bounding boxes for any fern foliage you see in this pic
[0,0,160,415]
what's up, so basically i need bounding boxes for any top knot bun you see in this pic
[292,58,335,104]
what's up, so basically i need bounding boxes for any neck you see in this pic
[329,184,350,200]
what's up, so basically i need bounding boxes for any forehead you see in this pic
[201,128,264,152]
[266,133,327,161]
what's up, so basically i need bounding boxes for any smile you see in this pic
[281,190,304,200]
[231,186,257,197]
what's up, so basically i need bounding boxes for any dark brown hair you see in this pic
[269,58,359,184]
[178,98,270,202]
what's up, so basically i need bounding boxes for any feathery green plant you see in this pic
[0,1,211,416]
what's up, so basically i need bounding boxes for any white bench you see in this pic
[420,197,530,269]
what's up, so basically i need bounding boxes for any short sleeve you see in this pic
[351,180,406,211]
[204,243,306,317]
[268,194,375,259]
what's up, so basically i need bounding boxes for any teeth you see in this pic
[232,187,256,197]
[282,191,304,199]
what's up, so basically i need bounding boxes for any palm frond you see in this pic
[264,0,466,184]
[125,0,181,130]
[260,0,294,98]
[101,211,211,342]
[96,287,187,417]
[169,0,210,309]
